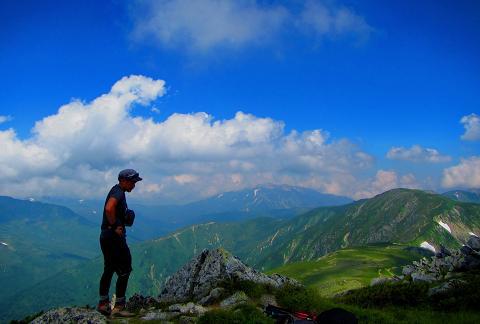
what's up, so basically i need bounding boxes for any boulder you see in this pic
[260,294,278,307]
[411,272,437,283]
[467,235,480,251]
[168,302,206,316]
[402,265,416,276]
[158,249,300,303]
[199,287,225,305]
[436,245,452,258]
[141,310,178,321]
[219,291,249,308]
[31,307,106,324]
[428,279,466,297]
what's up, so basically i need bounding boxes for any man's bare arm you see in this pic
[105,197,124,236]
[105,197,118,225]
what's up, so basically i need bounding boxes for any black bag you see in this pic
[124,209,135,226]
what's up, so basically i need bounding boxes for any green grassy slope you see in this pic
[267,243,429,296]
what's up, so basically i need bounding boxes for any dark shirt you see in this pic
[101,184,127,231]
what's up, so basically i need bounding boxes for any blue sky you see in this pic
[0,0,479,203]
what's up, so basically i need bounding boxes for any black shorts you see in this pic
[100,229,132,275]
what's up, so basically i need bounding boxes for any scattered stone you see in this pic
[179,316,198,324]
[126,293,159,312]
[219,291,249,308]
[402,265,416,276]
[260,294,278,307]
[411,272,437,283]
[168,302,206,316]
[428,279,466,297]
[31,307,106,324]
[140,310,178,321]
[199,287,225,305]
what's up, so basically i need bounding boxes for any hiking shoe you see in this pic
[111,304,135,317]
[96,300,111,316]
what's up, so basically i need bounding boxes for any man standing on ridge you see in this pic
[97,169,142,317]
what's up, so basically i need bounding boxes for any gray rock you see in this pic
[30,307,106,324]
[436,245,452,258]
[260,294,278,307]
[428,279,466,297]
[461,245,474,256]
[411,272,437,283]
[370,277,392,286]
[179,316,198,324]
[199,287,225,305]
[168,302,206,316]
[158,249,300,303]
[219,291,249,308]
[402,265,416,276]
[141,310,178,321]
[467,235,480,251]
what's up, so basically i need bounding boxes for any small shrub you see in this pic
[429,274,480,311]
[219,279,274,299]
[337,282,429,308]
[274,284,331,313]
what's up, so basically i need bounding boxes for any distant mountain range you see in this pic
[4,188,479,321]
[442,189,480,204]
[40,184,353,240]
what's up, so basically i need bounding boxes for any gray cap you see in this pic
[118,169,143,182]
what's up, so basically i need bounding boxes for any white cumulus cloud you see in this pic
[461,113,480,141]
[0,115,12,124]
[131,0,372,53]
[353,170,419,199]
[0,75,379,203]
[386,145,451,163]
[442,157,480,188]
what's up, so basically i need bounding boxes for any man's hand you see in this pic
[115,226,124,237]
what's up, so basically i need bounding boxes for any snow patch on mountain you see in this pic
[420,241,436,253]
[437,220,451,233]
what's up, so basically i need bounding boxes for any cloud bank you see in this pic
[131,0,372,53]
[442,157,480,188]
[461,113,480,141]
[0,74,405,202]
[386,145,451,163]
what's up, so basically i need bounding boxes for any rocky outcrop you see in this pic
[29,248,300,323]
[158,248,301,303]
[370,234,480,296]
[402,235,480,283]
[30,307,106,324]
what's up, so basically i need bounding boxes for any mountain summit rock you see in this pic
[158,248,300,304]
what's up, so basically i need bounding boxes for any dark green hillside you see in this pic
[254,189,480,269]
[1,218,284,322]
[0,196,98,304]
